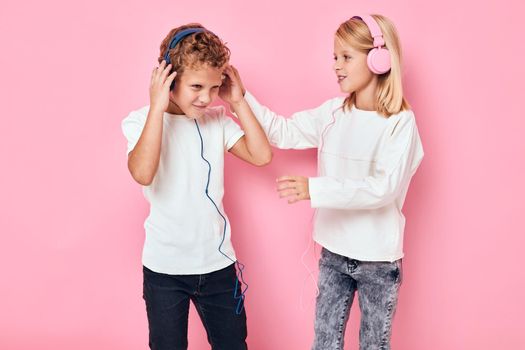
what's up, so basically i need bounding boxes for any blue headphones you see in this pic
[164,27,205,90]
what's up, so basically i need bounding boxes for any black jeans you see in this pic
[143,263,248,350]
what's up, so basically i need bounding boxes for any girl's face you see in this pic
[169,64,224,118]
[333,37,376,94]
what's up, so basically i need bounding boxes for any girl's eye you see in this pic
[192,85,202,89]
[344,55,352,61]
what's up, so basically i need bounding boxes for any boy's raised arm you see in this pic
[220,65,272,166]
[128,61,176,185]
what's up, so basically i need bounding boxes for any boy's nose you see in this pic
[199,93,211,105]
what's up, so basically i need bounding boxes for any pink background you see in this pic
[1,0,524,349]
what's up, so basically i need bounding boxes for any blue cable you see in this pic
[194,119,248,314]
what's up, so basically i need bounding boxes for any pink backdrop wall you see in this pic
[1,0,524,349]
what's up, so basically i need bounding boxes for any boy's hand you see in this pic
[277,176,311,204]
[149,60,177,113]
[219,65,246,106]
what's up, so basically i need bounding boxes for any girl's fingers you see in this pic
[277,176,298,183]
[288,195,302,204]
[275,175,308,204]
[277,182,296,191]
[279,189,300,198]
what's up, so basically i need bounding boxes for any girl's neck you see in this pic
[354,77,379,111]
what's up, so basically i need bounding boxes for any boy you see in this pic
[122,24,271,350]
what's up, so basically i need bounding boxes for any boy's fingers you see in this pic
[164,72,177,89]
[222,67,233,79]
[232,66,240,78]
[151,67,157,83]
[160,64,172,80]
[166,71,177,82]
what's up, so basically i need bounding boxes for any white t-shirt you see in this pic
[122,105,244,274]
[244,91,424,262]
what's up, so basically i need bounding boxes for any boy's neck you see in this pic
[167,99,184,115]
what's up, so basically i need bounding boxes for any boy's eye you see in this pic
[192,85,202,89]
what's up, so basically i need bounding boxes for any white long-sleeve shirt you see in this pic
[244,92,424,261]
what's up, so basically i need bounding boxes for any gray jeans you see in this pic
[312,248,402,350]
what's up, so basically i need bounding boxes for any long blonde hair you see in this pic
[336,14,410,117]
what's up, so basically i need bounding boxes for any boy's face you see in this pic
[169,64,225,118]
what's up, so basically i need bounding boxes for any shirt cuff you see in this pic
[308,177,323,208]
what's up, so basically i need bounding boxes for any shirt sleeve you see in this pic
[309,112,424,210]
[121,110,147,155]
[243,91,337,150]
[218,106,245,151]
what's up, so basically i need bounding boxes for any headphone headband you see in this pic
[164,27,205,64]
[352,15,385,48]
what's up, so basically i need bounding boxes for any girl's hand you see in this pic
[277,176,311,204]
[149,60,177,113]
[219,65,246,106]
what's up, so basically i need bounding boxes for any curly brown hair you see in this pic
[158,23,230,77]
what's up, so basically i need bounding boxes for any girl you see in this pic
[234,14,424,350]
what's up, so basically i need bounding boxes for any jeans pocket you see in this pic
[394,259,403,285]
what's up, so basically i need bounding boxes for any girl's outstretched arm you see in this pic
[243,91,340,150]
[278,113,424,209]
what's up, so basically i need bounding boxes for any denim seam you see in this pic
[336,288,352,349]
[379,282,400,349]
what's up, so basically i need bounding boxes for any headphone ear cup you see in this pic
[367,48,391,74]
[170,80,176,91]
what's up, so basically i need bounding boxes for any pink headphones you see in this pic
[352,15,391,74]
